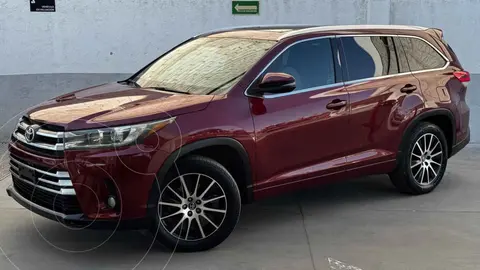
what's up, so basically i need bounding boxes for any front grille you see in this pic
[11,117,65,157]
[9,154,82,215]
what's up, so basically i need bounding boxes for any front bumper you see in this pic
[6,186,149,230]
[8,139,169,223]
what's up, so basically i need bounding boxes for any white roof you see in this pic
[279,24,428,40]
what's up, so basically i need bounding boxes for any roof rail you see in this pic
[278,24,429,40]
[195,24,317,38]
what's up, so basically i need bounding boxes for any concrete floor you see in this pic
[0,146,479,270]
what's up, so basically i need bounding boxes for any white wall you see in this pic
[1,0,479,75]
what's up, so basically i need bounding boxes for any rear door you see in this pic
[338,35,421,172]
[397,35,469,146]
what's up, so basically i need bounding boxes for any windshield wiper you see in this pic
[121,78,140,88]
[148,86,190,95]
[206,72,246,95]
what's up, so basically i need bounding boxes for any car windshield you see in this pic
[132,37,276,95]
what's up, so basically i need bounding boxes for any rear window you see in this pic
[441,39,462,68]
[397,37,447,72]
[340,36,400,81]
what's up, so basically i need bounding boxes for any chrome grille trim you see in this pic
[17,122,64,139]
[9,118,79,213]
[17,122,28,129]
[12,131,65,151]
[10,169,76,196]
[14,118,65,152]
[10,156,69,178]
[37,177,74,187]
[37,129,64,139]
[9,162,18,171]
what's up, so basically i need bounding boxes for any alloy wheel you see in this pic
[158,173,227,241]
[410,133,444,186]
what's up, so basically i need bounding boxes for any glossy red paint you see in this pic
[343,73,423,171]
[249,83,350,192]
[6,25,470,227]
[258,72,296,87]
[8,143,67,174]
[28,83,214,130]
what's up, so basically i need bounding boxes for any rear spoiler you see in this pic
[424,27,463,68]
[426,28,444,40]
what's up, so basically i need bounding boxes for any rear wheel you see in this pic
[389,122,448,194]
[149,155,241,252]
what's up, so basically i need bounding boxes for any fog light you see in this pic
[107,196,116,209]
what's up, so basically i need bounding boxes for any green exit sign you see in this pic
[232,1,259,15]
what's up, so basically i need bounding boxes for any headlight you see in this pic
[64,117,175,150]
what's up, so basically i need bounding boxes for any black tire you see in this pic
[389,122,448,195]
[148,155,241,252]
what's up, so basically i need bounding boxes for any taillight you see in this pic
[453,71,470,83]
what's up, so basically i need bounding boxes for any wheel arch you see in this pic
[156,137,254,204]
[399,108,455,159]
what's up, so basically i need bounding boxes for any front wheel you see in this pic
[389,122,448,195]
[149,155,241,252]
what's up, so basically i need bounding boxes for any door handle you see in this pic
[400,84,417,94]
[326,99,347,110]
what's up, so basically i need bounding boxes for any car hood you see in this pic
[26,82,214,130]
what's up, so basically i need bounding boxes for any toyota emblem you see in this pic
[24,126,36,143]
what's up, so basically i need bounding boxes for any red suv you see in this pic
[7,25,470,252]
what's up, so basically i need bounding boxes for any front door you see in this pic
[248,37,350,192]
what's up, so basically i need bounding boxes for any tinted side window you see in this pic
[393,38,411,73]
[398,37,447,71]
[341,36,399,81]
[264,39,335,91]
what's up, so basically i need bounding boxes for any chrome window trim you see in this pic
[10,156,70,178]
[342,72,413,85]
[264,82,344,99]
[339,34,450,66]
[244,34,450,99]
[10,169,76,196]
[340,34,450,84]
[397,34,450,74]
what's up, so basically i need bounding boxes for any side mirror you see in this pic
[254,72,296,95]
